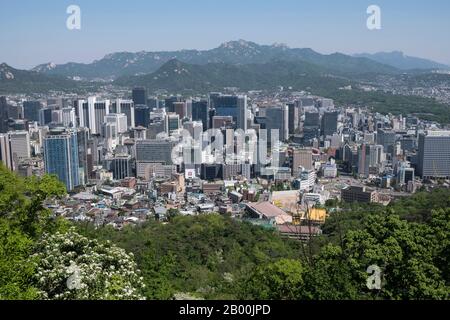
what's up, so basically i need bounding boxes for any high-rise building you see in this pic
[91,99,110,135]
[105,113,128,134]
[0,97,9,133]
[265,105,289,142]
[302,126,320,145]
[321,111,339,137]
[43,130,80,191]
[212,94,247,131]
[292,148,313,174]
[304,111,320,127]
[173,102,187,119]
[135,139,176,177]
[76,100,89,128]
[377,129,397,153]
[78,97,110,134]
[287,103,299,134]
[165,96,182,113]
[186,99,193,119]
[400,135,416,153]
[418,131,450,179]
[183,121,203,141]
[192,99,209,131]
[23,101,42,122]
[111,99,134,129]
[39,108,53,126]
[212,116,234,129]
[76,128,89,185]
[0,133,12,170]
[51,109,63,124]
[104,154,132,180]
[165,113,180,135]
[397,165,415,186]
[8,131,30,170]
[132,87,147,106]
[147,98,159,110]
[147,121,165,139]
[7,104,23,120]
[136,139,175,164]
[358,144,384,177]
[62,107,76,127]
[135,105,151,128]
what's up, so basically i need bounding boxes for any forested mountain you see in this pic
[32,40,398,80]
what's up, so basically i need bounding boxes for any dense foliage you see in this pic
[0,165,145,300]
[77,215,301,299]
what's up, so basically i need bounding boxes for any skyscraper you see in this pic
[192,99,209,131]
[111,99,135,129]
[132,87,147,106]
[265,105,289,142]
[135,105,151,128]
[8,131,30,171]
[7,104,23,120]
[165,96,182,113]
[0,96,8,133]
[44,129,80,191]
[321,111,339,137]
[377,129,397,154]
[418,131,450,179]
[304,110,320,127]
[23,101,42,122]
[62,107,76,127]
[173,102,187,119]
[397,165,415,186]
[147,98,159,110]
[287,102,299,135]
[358,144,384,177]
[76,128,89,185]
[91,99,110,135]
[104,154,132,180]
[135,139,176,177]
[183,121,203,141]
[76,100,89,128]
[0,133,12,170]
[292,148,313,174]
[39,108,53,126]
[213,94,247,131]
[165,113,180,135]
[105,113,128,133]
[102,123,119,151]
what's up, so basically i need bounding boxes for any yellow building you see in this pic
[305,208,327,223]
[293,208,327,224]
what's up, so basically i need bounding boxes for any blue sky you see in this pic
[1,0,449,69]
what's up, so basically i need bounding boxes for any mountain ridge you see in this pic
[354,51,449,70]
[113,58,353,93]
[0,63,93,94]
[31,40,398,80]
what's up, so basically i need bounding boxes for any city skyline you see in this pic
[1,0,450,69]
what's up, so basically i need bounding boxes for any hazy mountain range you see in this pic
[29,40,449,81]
[1,40,449,94]
[354,51,450,71]
[30,40,403,80]
[0,63,81,93]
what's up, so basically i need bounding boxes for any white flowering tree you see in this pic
[32,228,145,300]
